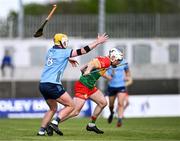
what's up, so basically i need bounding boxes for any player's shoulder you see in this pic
[121,58,128,64]
[51,45,71,50]
[96,56,111,68]
[52,46,72,54]
[96,56,110,62]
[96,56,109,58]
[116,59,128,69]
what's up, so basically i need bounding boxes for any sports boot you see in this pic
[49,123,63,136]
[46,124,53,136]
[107,112,114,123]
[37,131,45,136]
[86,124,104,134]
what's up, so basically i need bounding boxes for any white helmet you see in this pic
[109,48,123,62]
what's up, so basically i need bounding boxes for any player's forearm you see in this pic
[71,40,103,57]
[88,40,101,49]
[83,58,101,75]
[125,77,133,86]
[70,33,108,57]
[83,63,94,75]
[102,74,112,80]
[71,46,91,57]
[88,33,108,49]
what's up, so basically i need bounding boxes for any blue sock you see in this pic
[118,118,122,123]
[55,117,61,124]
[40,127,46,132]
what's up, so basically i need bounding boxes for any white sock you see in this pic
[88,123,95,127]
[51,120,58,125]
[38,131,45,135]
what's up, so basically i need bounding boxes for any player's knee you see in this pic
[109,106,114,110]
[69,102,75,112]
[118,102,123,107]
[109,105,114,109]
[99,100,107,108]
[104,100,108,107]
[74,110,80,117]
[50,107,57,113]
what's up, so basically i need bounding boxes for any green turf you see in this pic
[0,117,179,141]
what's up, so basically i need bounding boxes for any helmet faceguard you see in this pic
[54,33,68,48]
[109,48,123,62]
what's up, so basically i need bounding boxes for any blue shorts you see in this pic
[106,86,127,97]
[39,82,66,100]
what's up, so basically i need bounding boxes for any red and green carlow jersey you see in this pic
[80,56,111,89]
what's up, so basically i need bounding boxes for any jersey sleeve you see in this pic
[64,48,73,58]
[96,56,111,69]
[89,58,101,68]
[124,64,129,71]
[122,59,129,71]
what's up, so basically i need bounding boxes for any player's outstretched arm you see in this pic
[88,33,108,49]
[70,33,108,57]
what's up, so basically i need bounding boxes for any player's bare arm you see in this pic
[83,58,101,75]
[68,58,79,67]
[70,33,108,57]
[125,70,133,86]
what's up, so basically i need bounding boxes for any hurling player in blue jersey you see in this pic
[37,33,108,136]
[103,48,133,127]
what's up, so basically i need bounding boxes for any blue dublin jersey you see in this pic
[40,46,72,84]
[106,59,129,87]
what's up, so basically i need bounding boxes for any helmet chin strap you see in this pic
[59,41,66,48]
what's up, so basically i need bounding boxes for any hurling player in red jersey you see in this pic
[51,48,123,134]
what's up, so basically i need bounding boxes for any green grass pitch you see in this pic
[0,117,180,141]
